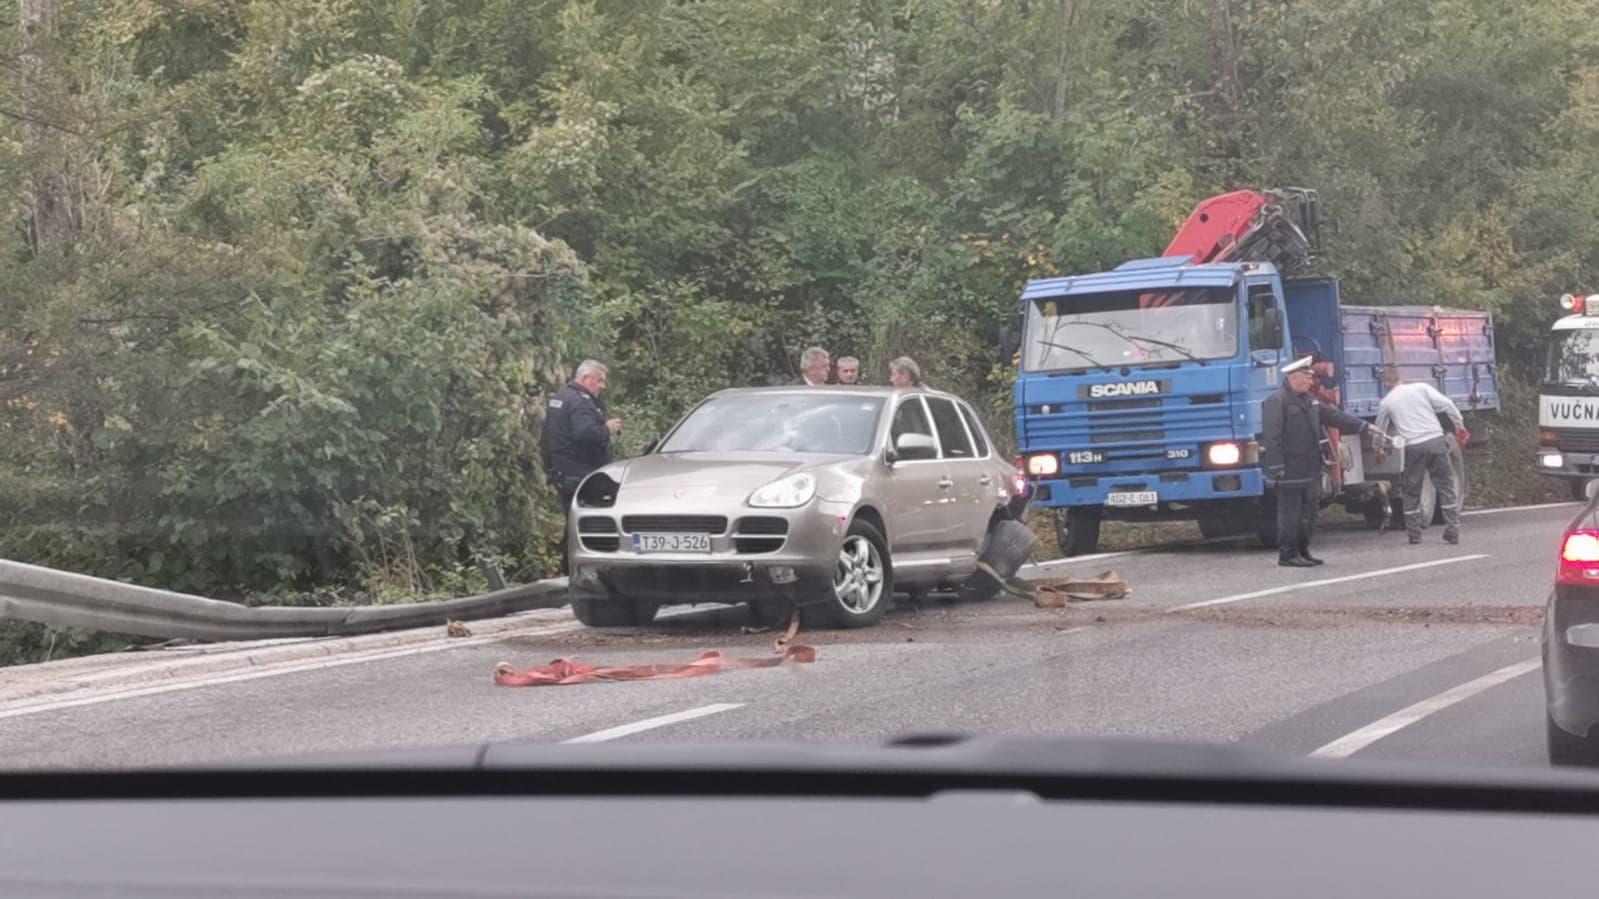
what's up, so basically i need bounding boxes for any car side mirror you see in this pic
[893,432,938,462]
[1263,306,1285,348]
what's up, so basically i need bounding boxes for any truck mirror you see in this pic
[1587,479,1599,502]
[999,312,1022,355]
[1263,306,1285,347]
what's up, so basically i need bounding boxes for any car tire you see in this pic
[803,518,893,629]
[1055,508,1101,557]
[956,518,1038,601]
[1547,713,1599,766]
[571,595,660,628]
[1572,479,1591,502]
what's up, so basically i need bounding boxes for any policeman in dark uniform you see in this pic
[1261,356,1383,567]
[540,359,621,512]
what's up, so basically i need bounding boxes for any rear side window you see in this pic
[891,397,933,441]
[957,403,990,457]
[926,397,976,458]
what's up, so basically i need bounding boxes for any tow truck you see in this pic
[1538,293,1599,498]
[1011,188,1500,554]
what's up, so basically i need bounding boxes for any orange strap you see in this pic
[492,611,814,687]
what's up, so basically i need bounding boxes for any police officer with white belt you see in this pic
[1262,356,1384,567]
[1374,366,1467,545]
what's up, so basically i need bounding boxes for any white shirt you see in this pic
[1375,381,1464,444]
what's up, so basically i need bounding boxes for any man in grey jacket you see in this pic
[1262,356,1384,567]
[1375,366,1468,545]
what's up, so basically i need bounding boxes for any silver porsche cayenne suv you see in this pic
[566,386,1032,629]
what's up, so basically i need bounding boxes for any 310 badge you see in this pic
[1165,448,1192,460]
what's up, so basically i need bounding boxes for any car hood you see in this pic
[619,452,840,490]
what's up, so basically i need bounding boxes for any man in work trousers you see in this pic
[1374,366,1468,545]
[540,360,622,568]
[1262,356,1384,568]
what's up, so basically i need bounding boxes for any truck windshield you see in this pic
[1023,287,1239,372]
[1546,329,1599,387]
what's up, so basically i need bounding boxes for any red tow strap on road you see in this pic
[492,612,815,687]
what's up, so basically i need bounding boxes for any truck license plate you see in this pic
[633,533,712,553]
[1105,491,1158,507]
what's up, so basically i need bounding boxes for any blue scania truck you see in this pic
[1011,190,1500,555]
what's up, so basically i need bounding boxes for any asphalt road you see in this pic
[0,502,1577,771]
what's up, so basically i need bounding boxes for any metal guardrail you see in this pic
[0,559,570,642]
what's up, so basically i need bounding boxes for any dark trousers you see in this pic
[1275,479,1321,560]
[1401,436,1461,538]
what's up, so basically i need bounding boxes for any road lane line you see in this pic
[563,703,744,744]
[1308,658,1541,759]
[1464,501,1580,516]
[1169,555,1490,612]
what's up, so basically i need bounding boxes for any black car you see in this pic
[1544,480,1599,764]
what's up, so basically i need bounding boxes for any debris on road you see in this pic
[446,620,473,638]
[1033,571,1130,607]
[493,612,815,686]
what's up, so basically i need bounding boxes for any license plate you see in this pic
[633,533,712,553]
[1105,491,1158,507]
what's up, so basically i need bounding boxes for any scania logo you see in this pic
[1086,380,1162,399]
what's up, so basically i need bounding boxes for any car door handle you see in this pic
[937,478,954,489]
[978,475,993,486]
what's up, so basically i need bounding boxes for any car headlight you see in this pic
[748,473,817,508]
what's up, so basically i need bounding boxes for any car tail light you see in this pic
[1026,453,1059,477]
[1559,529,1599,585]
[1206,442,1242,467]
[1010,457,1030,496]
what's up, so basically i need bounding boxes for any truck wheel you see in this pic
[1054,508,1101,557]
[802,518,893,629]
[571,595,660,628]
[1573,479,1591,502]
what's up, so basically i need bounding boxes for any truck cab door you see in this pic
[1246,281,1288,397]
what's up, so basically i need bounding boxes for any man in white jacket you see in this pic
[1375,367,1469,545]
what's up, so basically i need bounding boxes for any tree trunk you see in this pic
[20,0,72,250]
[1205,0,1241,115]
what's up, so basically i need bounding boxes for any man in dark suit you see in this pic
[794,346,831,386]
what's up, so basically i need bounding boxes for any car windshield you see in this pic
[1546,329,1599,387]
[659,394,884,455]
[0,0,1586,794]
[1023,288,1239,372]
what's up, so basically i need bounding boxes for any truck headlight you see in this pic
[1207,442,1242,466]
[1542,453,1566,469]
[749,473,817,508]
[1026,454,1060,476]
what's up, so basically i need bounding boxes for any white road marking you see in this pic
[1169,555,1490,612]
[1308,658,1541,759]
[563,703,744,744]
[1464,501,1580,516]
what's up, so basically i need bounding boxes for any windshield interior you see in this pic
[659,394,884,454]
[1023,287,1239,372]
[1546,329,1599,386]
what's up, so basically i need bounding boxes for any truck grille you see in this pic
[621,515,728,534]
[1025,401,1231,453]
[1557,430,1599,453]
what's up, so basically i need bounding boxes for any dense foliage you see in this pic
[3,0,1597,617]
